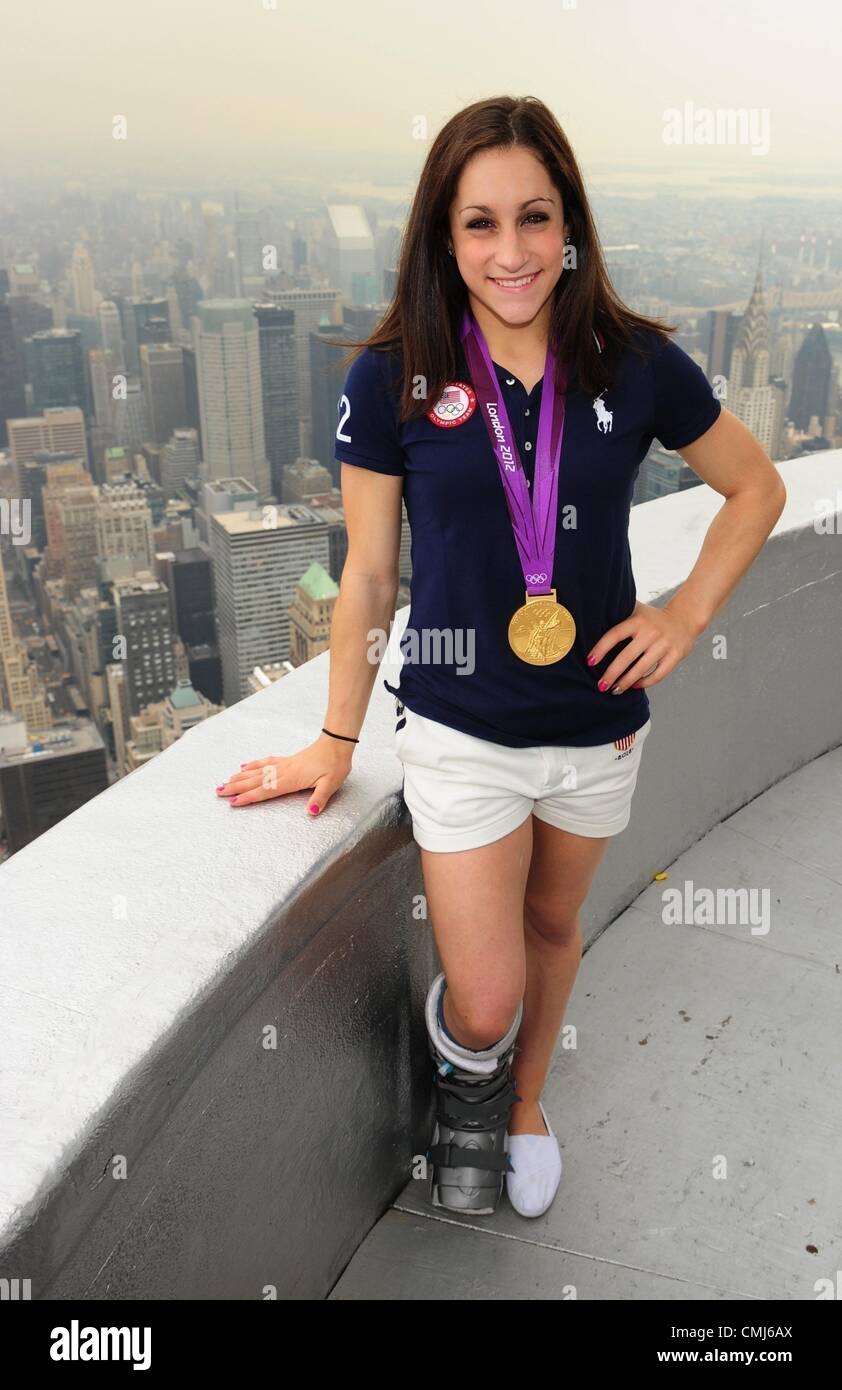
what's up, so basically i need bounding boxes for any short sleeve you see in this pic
[649,336,722,451]
[334,347,406,476]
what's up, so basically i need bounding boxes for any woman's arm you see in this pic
[322,464,405,739]
[659,407,787,640]
[587,408,787,694]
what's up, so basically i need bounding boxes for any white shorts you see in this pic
[393,701,653,853]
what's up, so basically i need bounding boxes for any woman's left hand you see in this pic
[585,600,699,694]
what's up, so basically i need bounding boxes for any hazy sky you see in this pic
[2,0,840,181]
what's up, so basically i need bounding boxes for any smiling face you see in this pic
[448,144,568,336]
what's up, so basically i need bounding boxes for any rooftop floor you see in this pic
[331,744,842,1300]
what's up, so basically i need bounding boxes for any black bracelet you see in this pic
[322,726,359,744]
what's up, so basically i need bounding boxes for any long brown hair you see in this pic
[323,94,677,422]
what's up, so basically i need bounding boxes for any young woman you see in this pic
[216,96,785,1220]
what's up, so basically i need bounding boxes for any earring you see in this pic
[448,246,454,256]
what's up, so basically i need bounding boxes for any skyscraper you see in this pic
[140,343,187,446]
[0,300,26,446]
[27,329,89,416]
[254,302,298,497]
[112,572,178,716]
[193,299,269,499]
[789,323,833,431]
[71,243,96,315]
[125,297,171,374]
[263,287,342,455]
[728,263,785,458]
[161,428,201,490]
[324,205,376,305]
[98,300,124,371]
[209,503,330,705]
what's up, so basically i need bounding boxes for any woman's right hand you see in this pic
[215,732,356,816]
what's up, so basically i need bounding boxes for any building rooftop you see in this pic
[0,450,839,1299]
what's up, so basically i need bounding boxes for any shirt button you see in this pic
[524,408,530,416]
[524,440,532,450]
[505,377,516,386]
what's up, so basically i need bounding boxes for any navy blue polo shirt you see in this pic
[334,328,721,747]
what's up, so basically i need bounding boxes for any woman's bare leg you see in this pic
[419,816,533,1050]
[418,816,611,1137]
[509,818,611,1134]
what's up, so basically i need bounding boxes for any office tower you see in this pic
[209,503,330,704]
[163,284,183,342]
[254,303,298,496]
[161,428,200,491]
[95,481,155,571]
[234,203,265,299]
[263,288,342,455]
[0,722,109,855]
[71,243,96,315]
[27,329,89,415]
[170,271,203,339]
[112,571,177,716]
[0,300,26,446]
[7,294,53,365]
[155,546,221,702]
[43,479,99,594]
[707,309,742,384]
[310,324,360,483]
[728,263,785,458]
[180,343,202,442]
[203,211,228,296]
[7,407,88,466]
[98,300,124,370]
[9,262,39,296]
[125,297,171,374]
[88,348,112,428]
[162,547,216,646]
[140,343,187,446]
[112,378,149,451]
[193,300,269,499]
[20,452,89,550]
[0,546,51,731]
[287,561,339,665]
[324,205,376,305]
[789,323,833,431]
[280,456,333,502]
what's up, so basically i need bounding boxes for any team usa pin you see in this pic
[425,381,477,428]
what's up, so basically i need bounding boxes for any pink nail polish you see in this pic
[598,679,608,691]
[308,803,320,815]
[587,654,597,666]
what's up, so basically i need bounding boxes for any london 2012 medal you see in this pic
[460,307,575,666]
[508,588,576,665]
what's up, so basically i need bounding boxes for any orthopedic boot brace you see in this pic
[424,972,523,1214]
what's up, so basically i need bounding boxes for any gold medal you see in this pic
[508,589,576,665]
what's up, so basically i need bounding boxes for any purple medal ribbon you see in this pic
[459,307,569,598]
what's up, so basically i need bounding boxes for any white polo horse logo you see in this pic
[593,391,613,433]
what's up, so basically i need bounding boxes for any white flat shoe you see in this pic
[504,1099,562,1218]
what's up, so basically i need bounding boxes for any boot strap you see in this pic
[427,1143,512,1175]
[434,1071,520,1130]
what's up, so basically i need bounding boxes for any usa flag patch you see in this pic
[613,730,637,759]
